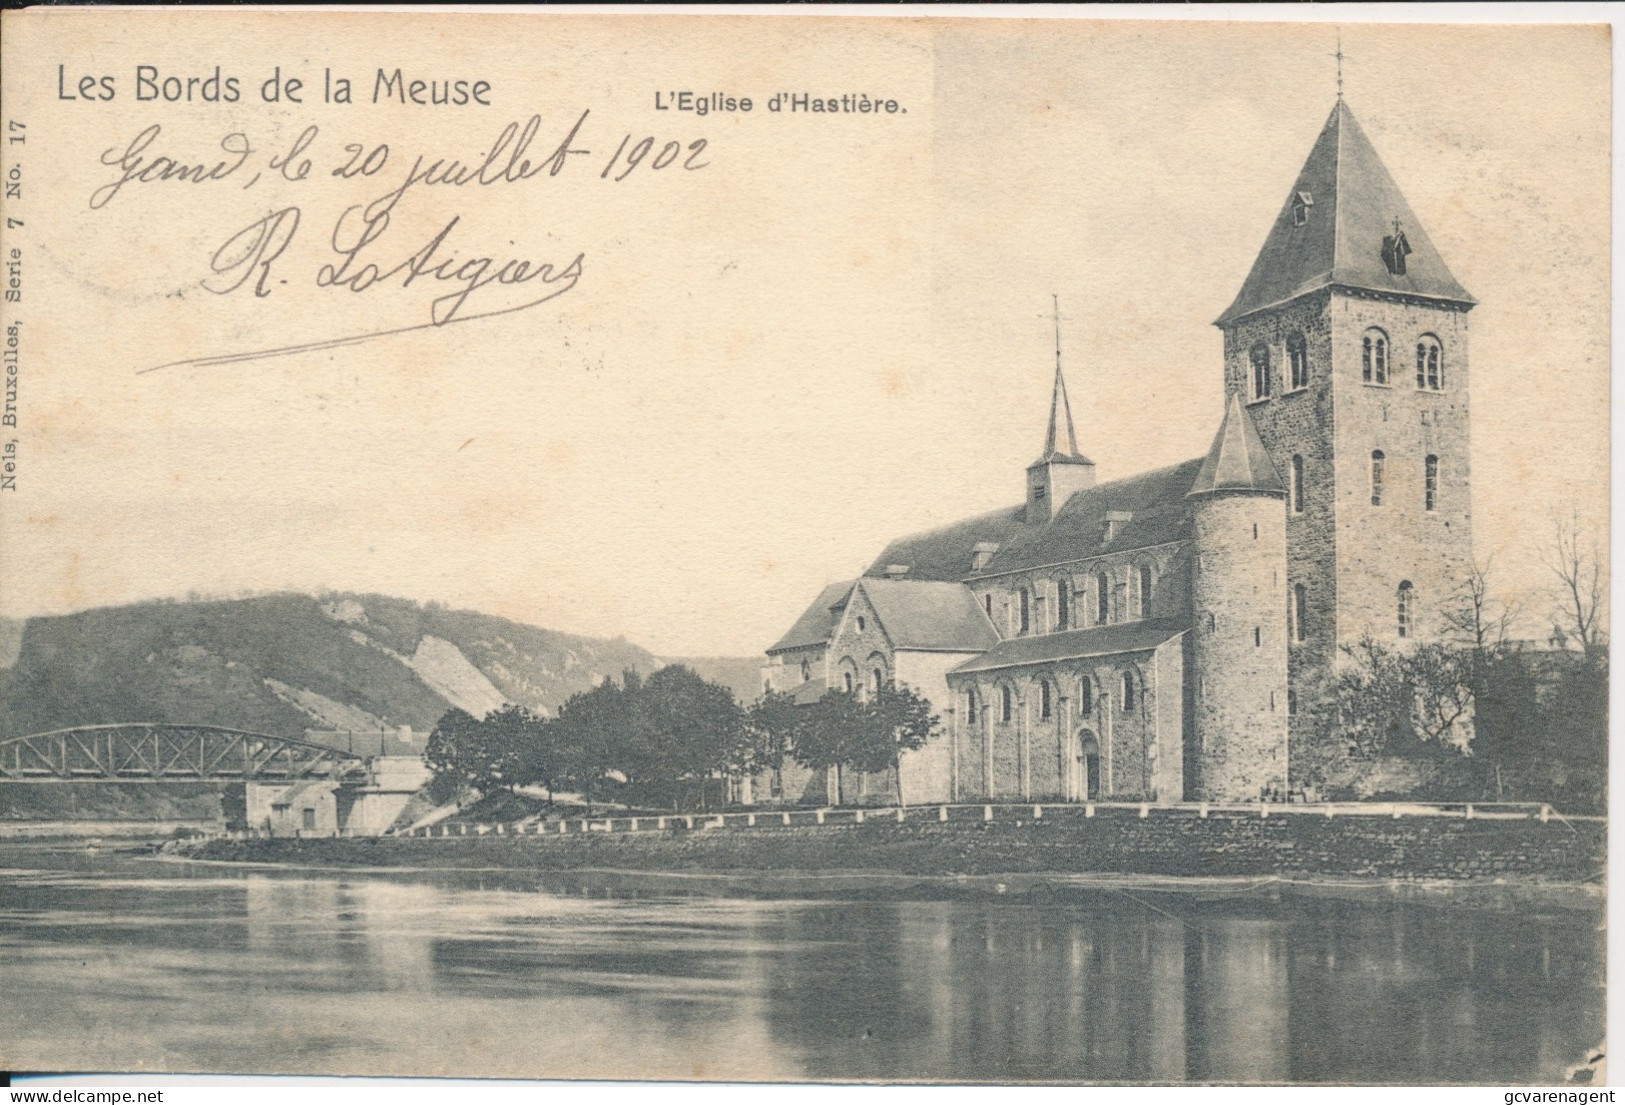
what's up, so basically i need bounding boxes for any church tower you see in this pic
[1214,100,1476,770]
[1026,363,1096,524]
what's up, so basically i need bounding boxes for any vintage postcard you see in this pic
[0,8,1609,1086]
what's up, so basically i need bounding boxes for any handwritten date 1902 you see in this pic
[600,135,709,181]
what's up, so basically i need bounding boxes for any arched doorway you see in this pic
[1077,730,1101,801]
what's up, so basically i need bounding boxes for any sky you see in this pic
[0,13,1610,657]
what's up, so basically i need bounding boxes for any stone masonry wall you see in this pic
[236,809,1607,884]
[1190,493,1290,801]
[1222,292,1339,776]
[1330,294,1473,647]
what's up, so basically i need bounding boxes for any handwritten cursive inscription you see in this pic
[107,112,707,373]
[90,124,255,210]
[141,205,585,374]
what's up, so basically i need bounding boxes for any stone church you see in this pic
[761,100,1474,805]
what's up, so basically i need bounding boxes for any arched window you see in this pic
[1287,332,1309,390]
[1250,342,1272,400]
[872,667,885,695]
[1370,450,1385,506]
[1205,611,1216,633]
[965,688,979,725]
[1397,581,1414,639]
[1424,454,1439,512]
[800,660,810,680]
[857,616,866,632]
[1039,680,1052,720]
[1292,583,1307,643]
[1056,579,1070,630]
[1018,588,1031,635]
[1416,336,1443,390]
[1136,564,1153,619]
[843,671,854,693]
[1121,671,1137,713]
[1000,685,1014,723]
[1290,455,1305,514]
[984,593,992,619]
[1254,626,1262,647]
[1096,572,1110,625]
[1362,328,1389,384]
[1079,677,1093,718]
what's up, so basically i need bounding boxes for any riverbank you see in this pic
[183,803,1607,889]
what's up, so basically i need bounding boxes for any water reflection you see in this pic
[0,848,1601,1083]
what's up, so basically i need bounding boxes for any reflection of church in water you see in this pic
[762,97,1476,804]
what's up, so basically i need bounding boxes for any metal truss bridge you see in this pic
[0,724,367,782]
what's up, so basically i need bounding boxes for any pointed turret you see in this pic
[1187,394,1289,801]
[1216,100,1475,327]
[1026,364,1095,523]
[1187,395,1285,498]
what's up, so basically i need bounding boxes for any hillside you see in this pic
[0,593,666,739]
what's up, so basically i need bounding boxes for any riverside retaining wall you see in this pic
[195,803,1606,883]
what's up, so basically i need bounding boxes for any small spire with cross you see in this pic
[1036,295,1083,461]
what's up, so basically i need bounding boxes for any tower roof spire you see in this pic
[1216,99,1475,328]
[1033,296,1092,467]
[1187,394,1285,498]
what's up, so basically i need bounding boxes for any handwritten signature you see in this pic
[138,204,583,374]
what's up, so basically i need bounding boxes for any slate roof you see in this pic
[1216,100,1475,327]
[767,580,855,654]
[950,618,1188,676]
[857,579,1001,652]
[864,505,1034,582]
[866,458,1204,582]
[1187,395,1285,498]
[988,459,1204,575]
[789,677,827,705]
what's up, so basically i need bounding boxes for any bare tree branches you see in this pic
[1542,510,1607,658]
[1443,555,1522,655]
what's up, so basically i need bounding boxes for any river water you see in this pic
[0,843,1603,1083]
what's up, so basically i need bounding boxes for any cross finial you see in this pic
[1392,216,1403,237]
[1333,31,1346,101]
[1043,294,1071,373]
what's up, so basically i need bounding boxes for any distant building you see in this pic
[763,100,1475,804]
[252,778,351,837]
[247,753,431,837]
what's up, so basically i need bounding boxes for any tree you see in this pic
[545,674,635,809]
[633,664,750,811]
[424,705,527,796]
[1324,636,1473,759]
[1443,555,1521,657]
[746,690,807,802]
[791,690,867,803]
[789,685,941,807]
[848,684,940,806]
[1544,510,1607,660]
